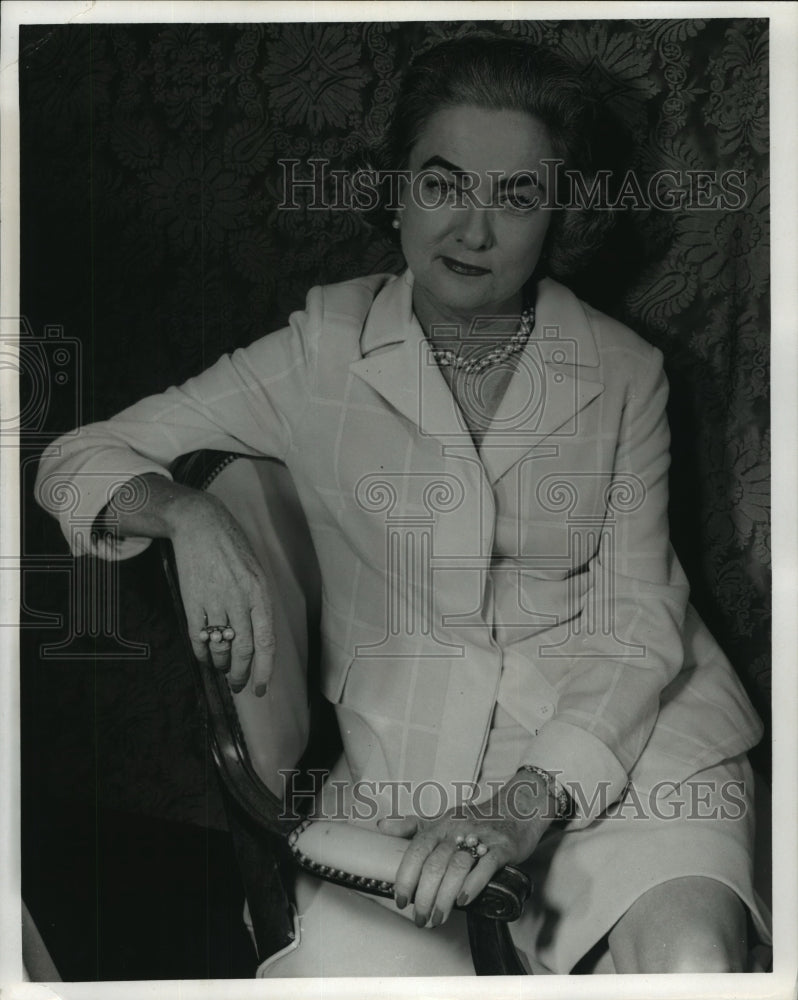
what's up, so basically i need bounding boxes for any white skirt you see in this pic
[481,706,771,973]
[258,703,771,977]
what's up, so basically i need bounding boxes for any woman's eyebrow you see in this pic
[418,156,543,188]
[418,155,547,199]
[419,155,462,173]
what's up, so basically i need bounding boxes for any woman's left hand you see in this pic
[377,770,556,928]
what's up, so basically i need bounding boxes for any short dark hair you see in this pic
[366,35,614,279]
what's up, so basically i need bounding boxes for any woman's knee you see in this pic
[610,922,747,974]
[608,876,748,974]
[657,929,746,974]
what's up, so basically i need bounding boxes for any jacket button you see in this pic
[539,703,553,717]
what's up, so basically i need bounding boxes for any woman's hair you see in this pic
[365,35,614,279]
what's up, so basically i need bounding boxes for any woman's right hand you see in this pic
[109,473,276,696]
[167,491,277,695]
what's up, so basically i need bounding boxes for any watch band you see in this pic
[516,764,574,820]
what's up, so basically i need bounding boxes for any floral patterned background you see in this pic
[19,18,770,827]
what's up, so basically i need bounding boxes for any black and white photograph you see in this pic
[1,2,796,996]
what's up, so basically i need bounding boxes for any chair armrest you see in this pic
[162,450,533,972]
[159,536,298,836]
[288,819,530,921]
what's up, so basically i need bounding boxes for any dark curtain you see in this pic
[19,18,770,828]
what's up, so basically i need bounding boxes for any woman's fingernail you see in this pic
[254,683,267,696]
[456,891,469,907]
[414,911,427,928]
[431,907,443,927]
[395,892,407,910]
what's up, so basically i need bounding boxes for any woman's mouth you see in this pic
[440,256,491,277]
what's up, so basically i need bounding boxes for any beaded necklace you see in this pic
[429,302,535,377]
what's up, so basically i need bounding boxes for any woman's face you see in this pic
[399,104,555,327]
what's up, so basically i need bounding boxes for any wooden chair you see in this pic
[160,450,532,977]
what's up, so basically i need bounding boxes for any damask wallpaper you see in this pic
[19,18,770,827]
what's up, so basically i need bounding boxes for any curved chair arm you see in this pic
[288,818,530,921]
[162,450,533,975]
[161,536,292,830]
[288,818,531,976]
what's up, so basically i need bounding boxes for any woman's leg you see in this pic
[607,876,748,973]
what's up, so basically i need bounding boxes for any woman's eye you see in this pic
[502,191,538,211]
[423,173,453,195]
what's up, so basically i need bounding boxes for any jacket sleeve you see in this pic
[35,289,323,560]
[520,345,691,825]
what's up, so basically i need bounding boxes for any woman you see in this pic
[35,38,770,975]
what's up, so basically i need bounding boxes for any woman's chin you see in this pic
[425,276,502,317]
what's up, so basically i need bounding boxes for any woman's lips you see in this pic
[440,256,491,276]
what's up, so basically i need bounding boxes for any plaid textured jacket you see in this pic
[36,270,763,824]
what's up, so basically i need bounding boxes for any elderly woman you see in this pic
[36,38,769,975]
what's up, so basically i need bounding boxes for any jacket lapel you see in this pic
[348,270,496,608]
[479,278,605,484]
[349,271,468,442]
[350,272,604,463]
[347,270,606,561]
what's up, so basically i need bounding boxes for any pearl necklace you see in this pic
[430,304,535,376]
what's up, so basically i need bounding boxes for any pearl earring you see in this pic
[392,217,401,230]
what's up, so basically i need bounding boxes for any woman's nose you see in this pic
[455,206,494,251]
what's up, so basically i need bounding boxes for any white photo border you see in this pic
[1,2,796,998]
